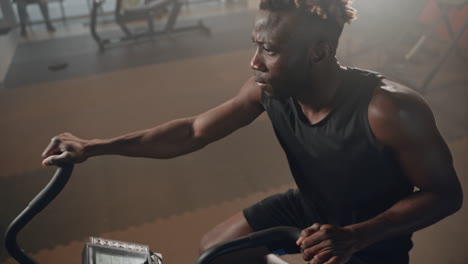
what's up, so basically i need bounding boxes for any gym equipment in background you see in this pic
[90,0,211,51]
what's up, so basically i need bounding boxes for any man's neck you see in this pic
[292,62,346,125]
[295,63,345,114]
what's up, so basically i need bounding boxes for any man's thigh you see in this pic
[243,189,322,237]
[201,189,317,253]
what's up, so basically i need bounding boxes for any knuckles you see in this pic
[44,133,82,165]
[65,144,76,152]
[323,228,332,234]
[52,132,73,142]
[299,225,352,264]
[300,234,339,262]
[302,249,312,261]
[312,255,323,264]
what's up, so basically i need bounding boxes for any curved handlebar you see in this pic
[196,226,301,264]
[4,165,74,264]
[4,165,300,264]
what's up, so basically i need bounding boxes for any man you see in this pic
[41,0,463,263]
[16,0,55,36]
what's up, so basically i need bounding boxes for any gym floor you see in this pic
[0,0,467,263]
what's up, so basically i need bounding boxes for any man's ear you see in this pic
[309,41,333,64]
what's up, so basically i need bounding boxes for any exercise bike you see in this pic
[4,164,301,264]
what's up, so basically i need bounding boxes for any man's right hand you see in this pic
[41,132,90,167]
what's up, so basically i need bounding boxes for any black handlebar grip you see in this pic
[4,165,74,264]
[196,226,301,264]
[5,165,300,264]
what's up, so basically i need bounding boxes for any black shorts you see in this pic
[243,188,324,256]
[243,189,323,233]
[242,189,409,264]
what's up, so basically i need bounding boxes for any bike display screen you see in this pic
[92,246,148,264]
[83,237,161,264]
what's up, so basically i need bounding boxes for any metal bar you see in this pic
[419,20,468,93]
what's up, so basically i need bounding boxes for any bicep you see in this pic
[192,77,264,144]
[397,129,458,194]
[369,87,461,196]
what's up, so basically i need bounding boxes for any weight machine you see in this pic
[90,0,211,51]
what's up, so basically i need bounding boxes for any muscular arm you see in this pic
[42,78,263,165]
[297,81,463,264]
[348,80,463,250]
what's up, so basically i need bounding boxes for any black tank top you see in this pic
[261,67,414,255]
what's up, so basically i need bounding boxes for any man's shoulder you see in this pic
[369,78,430,118]
[367,78,436,146]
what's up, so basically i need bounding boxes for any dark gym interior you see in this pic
[0,0,467,263]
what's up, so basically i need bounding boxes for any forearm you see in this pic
[347,190,463,251]
[84,117,206,159]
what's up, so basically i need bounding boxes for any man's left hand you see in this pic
[296,223,361,264]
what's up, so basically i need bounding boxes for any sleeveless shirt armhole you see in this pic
[361,73,386,151]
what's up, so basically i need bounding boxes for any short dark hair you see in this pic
[259,0,357,40]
